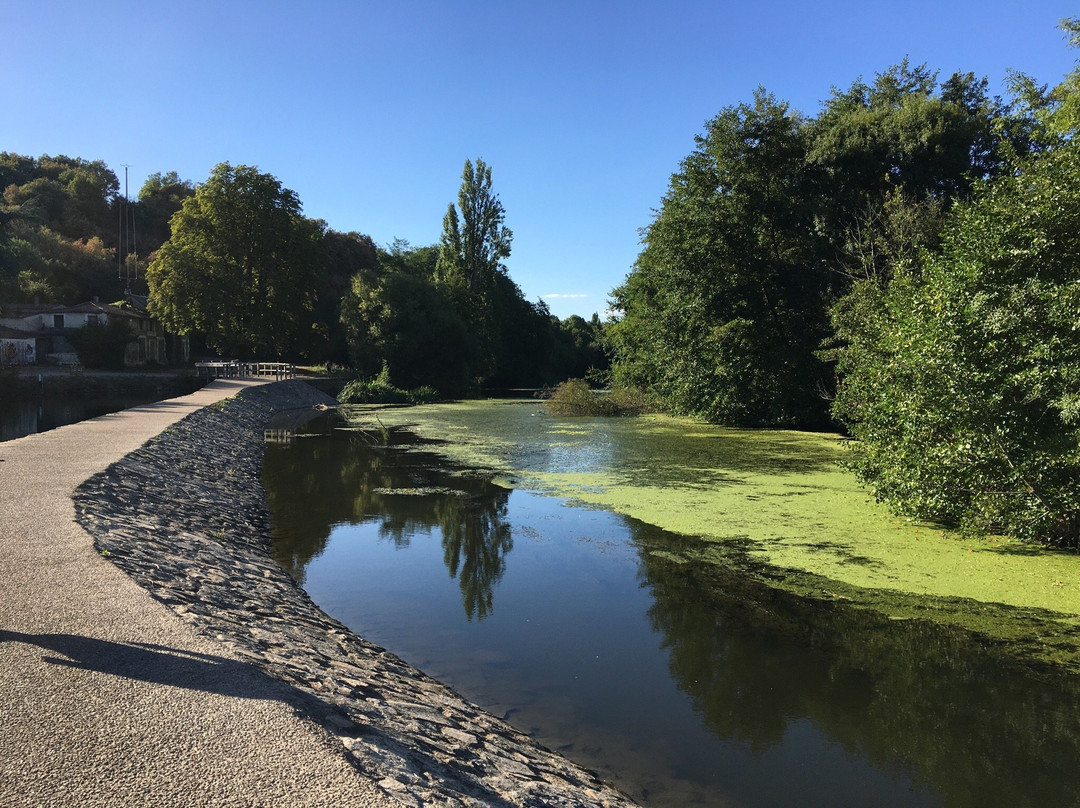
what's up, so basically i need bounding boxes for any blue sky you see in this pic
[3,1,1077,319]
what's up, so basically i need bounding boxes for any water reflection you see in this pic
[633,525,1080,806]
[266,423,513,620]
[0,394,169,442]
[264,421,1080,807]
[437,494,513,620]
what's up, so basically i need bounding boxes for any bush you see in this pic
[66,318,132,369]
[407,386,440,405]
[831,141,1080,545]
[544,378,651,417]
[338,378,408,404]
[338,374,442,406]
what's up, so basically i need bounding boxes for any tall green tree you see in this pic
[609,63,1022,428]
[608,89,832,426]
[808,63,1011,210]
[305,228,379,364]
[146,163,324,358]
[829,20,1080,545]
[1005,17,1080,146]
[435,158,513,382]
[808,61,1022,279]
[549,313,608,384]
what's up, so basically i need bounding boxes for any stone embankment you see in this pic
[74,381,637,808]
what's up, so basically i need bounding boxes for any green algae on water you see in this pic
[340,400,1080,670]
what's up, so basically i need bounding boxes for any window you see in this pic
[53,314,64,329]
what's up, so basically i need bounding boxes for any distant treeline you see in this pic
[608,19,1080,544]
[0,155,605,393]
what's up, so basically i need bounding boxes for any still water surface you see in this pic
[0,394,167,442]
[263,405,1080,808]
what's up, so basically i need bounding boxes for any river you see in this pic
[262,400,1080,808]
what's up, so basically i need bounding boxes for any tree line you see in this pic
[6,19,1077,545]
[607,18,1080,544]
[0,154,605,394]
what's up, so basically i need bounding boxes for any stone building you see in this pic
[0,297,188,367]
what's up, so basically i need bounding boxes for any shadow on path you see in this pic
[1,629,288,702]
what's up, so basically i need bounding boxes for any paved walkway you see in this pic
[0,380,395,808]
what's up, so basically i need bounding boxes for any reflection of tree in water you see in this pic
[437,492,513,621]
[264,431,405,580]
[264,425,513,619]
[631,518,1080,807]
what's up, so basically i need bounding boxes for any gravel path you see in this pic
[0,379,394,808]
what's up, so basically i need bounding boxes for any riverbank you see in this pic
[73,382,636,808]
[0,379,393,808]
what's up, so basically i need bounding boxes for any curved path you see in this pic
[0,379,395,808]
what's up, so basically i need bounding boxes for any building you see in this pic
[0,323,37,366]
[0,297,188,367]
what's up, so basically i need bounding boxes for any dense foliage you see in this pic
[1,152,605,386]
[338,367,439,405]
[0,154,122,303]
[543,378,651,417]
[609,64,1020,428]
[829,36,1080,545]
[609,90,831,426]
[64,317,134,369]
[609,19,1080,544]
[339,160,609,395]
[146,163,325,357]
[0,156,200,305]
[435,158,513,382]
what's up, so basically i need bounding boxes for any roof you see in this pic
[0,324,38,339]
[125,293,150,313]
[55,301,151,320]
[0,303,64,318]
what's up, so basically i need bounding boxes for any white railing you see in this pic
[195,361,296,380]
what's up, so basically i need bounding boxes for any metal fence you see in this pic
[194,361,296,380]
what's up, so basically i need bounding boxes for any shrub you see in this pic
[338,371,442,406]
[338,378,408,404]
[66,318,132,369]
[407,386,440,405]
[831,141,1080,545]
[544,378,651,417]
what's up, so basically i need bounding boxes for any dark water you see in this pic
[0,394,169,442]
[263,419,1080,808]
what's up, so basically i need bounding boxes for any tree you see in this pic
[550,314,608,383]
[66,317,133,369]
[435,158,513,382]
[341,258,472,396]
[607,62,1025,428]
[0,153,126,303]
[146,163,324,358]
[306,228,379,364]
[608,89,832,426]
[830,139,1080,544]
[1006,17,1080,148]
[808,62,1022,240]
[137,171,195,253]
